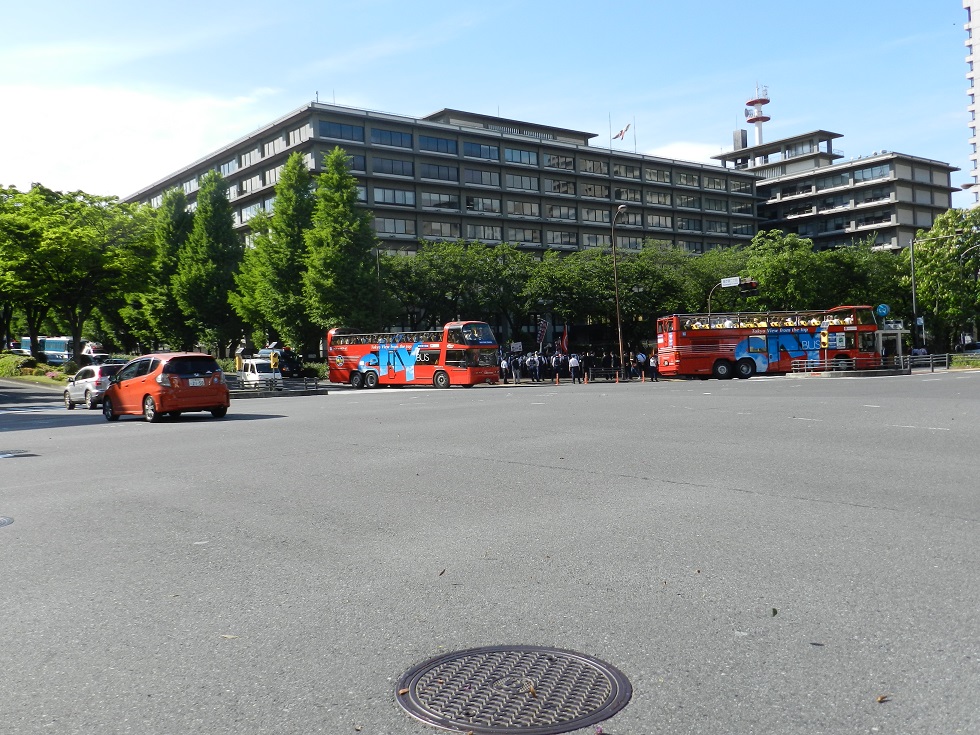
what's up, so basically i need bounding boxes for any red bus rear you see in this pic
[327,321,500,389]
[656,305,881,379]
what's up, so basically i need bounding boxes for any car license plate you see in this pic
[188,377,204,387]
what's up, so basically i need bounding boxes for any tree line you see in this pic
[2,146,979,359]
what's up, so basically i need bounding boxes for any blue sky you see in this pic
[1,1,972,206]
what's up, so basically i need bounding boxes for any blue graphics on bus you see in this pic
[734,329,823,373]
[358,342,424,382]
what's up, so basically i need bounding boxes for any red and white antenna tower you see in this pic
[745,85,770,146]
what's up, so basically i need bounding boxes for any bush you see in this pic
[61,360,78,375]
[305,362,330,381]
[0,354,35,377]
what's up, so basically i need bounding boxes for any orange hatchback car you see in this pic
[102,352,230,422]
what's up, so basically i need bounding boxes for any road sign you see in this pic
[721,276,741,288]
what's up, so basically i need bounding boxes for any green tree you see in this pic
[303,147,379,330]
[173,170,243,354]
[231,152,317,350]
[0,200,49,357]
[138,188,197,350]
[744,230,827,310]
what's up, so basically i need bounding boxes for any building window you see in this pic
[678,217,702,232]
[373,158,414,177]
[645,167,670,183]
[785,141,813,159]
[419,135,457,154]
[420,163,459,181]
[420,192,460,210]
[676,172,700,187]
[621,212,642,226]
[731,201,753,215]
[421,221,460,238]
[507,227,541,243]
[466,224,502,241]
[241,202,263,223]
[863,186,890,204]
[241,173,263,193]
[704,198,728,212]
[732,223,753,235]
[612,163,641,179]
[506,174,538,191]
[581,183,610,199]
[507,200,540,217]
[544,154,574,170]
[676,194,701,209]
[581,159,609,175]
[466,196,501,213]
[613,187,641,202]
[374,188,416,206]
[348,154,366,172]
[646,190,671,206]
[463,142,499,160]
[678,239,704,254]
[505,148,538,166]
[582,208,611,223]
[320,121,364,142]
[263,136,286,157]
[546,204,577,220]
[289,125,313,146]
[240,148,261,168]
[816,172,849,190]
[375,218,416,235]
[464,168,500,186]
[584,233,610,248]
[705,219,728,233]
[703,176,726,191]
[546,230,577,246]
[729,179,751,194]
[646,214,672,229]
[817,193,848,212]
[616,235,643,249]
[182,177,199,195]
[854,163,891,182]
[371,128,412,147]
[356,186,366,202]
[220,159,238,176]
[544,178,576,195]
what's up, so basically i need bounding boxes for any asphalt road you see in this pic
[1,372,977,735]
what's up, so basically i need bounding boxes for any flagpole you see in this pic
[608,112,612,149]
[632,115,636,154]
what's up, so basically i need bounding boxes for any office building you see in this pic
[713,93,957,250]
[965,0,980,203]
[125,102,760,255]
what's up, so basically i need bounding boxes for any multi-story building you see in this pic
[965,0,980,204]
[713,129,957,251]
[125,102,759,255]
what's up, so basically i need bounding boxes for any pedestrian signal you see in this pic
[820,331,829,349]
[739,278,759,296]
[270,352,280,369]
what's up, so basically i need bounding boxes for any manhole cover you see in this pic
[0,517,12,528]
[396,645,632,734]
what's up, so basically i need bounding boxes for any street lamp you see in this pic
[910,230,962,349]
[610,204,627,379]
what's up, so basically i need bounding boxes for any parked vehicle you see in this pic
[102,352,229,422]
[239,358,283,390]
[257,347,302,378]
[64,364,123,410]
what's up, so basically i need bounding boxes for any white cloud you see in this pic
[0,84,282,197]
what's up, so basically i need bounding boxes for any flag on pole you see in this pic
[612,123,630,140]
[561,324,569,353]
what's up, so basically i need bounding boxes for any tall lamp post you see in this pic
[610,204,627,378]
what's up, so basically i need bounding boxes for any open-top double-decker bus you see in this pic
[327,321,499,389]
[656,305,881,379]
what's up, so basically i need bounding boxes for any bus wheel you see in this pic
[833,356,853,371]
[735,359,755,379]
[712,360,734,379]
[350,372,364,389]
[364,370,378,389]
[433,371,450,389]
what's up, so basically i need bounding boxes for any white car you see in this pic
[64,364,123,409]
[239,358,283,390]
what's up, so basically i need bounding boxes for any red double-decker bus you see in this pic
[327,321,500,389]
[656,305,881,379]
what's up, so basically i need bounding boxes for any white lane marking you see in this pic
[792,417,822,421]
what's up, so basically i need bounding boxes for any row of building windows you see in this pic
[372,214,750,237]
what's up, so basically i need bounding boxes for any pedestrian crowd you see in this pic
[499,348,659,384]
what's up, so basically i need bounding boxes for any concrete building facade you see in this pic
[713,129,957,251]
[965,0,980,203]
[125,102,760,255]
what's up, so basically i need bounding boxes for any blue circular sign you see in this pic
[875,304,890,317]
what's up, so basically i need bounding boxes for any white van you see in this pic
[239,358,283,390]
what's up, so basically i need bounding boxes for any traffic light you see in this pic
[739,278,759,296]
[270,352,280,369]
[820,331,829,349]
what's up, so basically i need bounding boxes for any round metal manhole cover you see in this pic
[396,645,632,734]
[0,517,12,528]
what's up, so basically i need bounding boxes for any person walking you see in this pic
[568,353,582,383]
